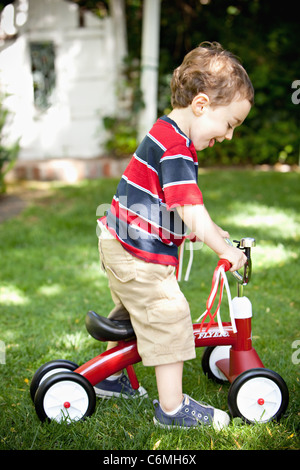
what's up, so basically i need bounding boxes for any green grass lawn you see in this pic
[0,169,299,450]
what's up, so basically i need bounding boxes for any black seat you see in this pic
[85,310,135,342]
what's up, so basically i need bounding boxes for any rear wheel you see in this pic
[228,368,289,423]
[30,359,79,401]
[34,371,96,423]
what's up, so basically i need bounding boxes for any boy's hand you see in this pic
[219,245,247,272]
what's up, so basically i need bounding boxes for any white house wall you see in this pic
[0,0,123,164]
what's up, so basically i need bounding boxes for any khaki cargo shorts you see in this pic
[98,235,196,367]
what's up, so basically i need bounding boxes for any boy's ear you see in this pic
[191,93,210,116]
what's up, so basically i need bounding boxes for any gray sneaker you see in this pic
[94,373,148,399]
[153,394,230,431]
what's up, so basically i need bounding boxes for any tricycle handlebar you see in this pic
[225,237,256,286]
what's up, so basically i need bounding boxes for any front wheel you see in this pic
[34,371,96,423]
[228,368,289,424]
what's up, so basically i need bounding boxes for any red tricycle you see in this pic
[30,237,289,425]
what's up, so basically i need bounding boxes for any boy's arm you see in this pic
[176,204,246,272]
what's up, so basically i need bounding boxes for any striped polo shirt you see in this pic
[102,115,203,266]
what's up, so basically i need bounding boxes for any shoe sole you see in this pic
[94,388,148,399]
[153,413,230,431]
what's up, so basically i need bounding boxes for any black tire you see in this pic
[228,368,289,424]
[202,346,231,383]
[30,359,79,401]
[34,371,96,423]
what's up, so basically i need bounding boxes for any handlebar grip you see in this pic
[217,259,232,272]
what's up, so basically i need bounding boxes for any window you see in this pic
[30,42,56,110]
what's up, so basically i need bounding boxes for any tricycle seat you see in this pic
[85,310,135,342]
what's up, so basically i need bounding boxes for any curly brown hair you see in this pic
[171,42,254,109]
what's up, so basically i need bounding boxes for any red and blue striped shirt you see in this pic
[102,116,203,266]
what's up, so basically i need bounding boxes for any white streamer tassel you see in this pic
[196,265,237,336]
[177,239,236,336]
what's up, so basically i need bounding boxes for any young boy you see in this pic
[96,42,254,430]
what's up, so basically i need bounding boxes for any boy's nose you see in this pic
[225,129,234,140]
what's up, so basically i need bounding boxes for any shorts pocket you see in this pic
[106,263,136,283]
[145,294,193,356]
[100,239,136,283]
[147,294,190,324]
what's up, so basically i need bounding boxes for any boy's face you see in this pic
[190,97,251,151]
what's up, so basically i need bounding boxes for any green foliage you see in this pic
[129,0,300,166]
[103,116,138,157]
[0,96,19,193]
[102,57,144,158]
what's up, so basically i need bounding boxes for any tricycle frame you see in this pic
[75,316,263,389]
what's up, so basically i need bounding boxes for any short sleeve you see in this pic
[159,145,203,210]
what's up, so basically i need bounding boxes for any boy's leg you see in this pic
[154,360,230,430]
[106,302,131,357]
[105,305,128,378]
[93,302,148,398]
[155,361,183,413]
